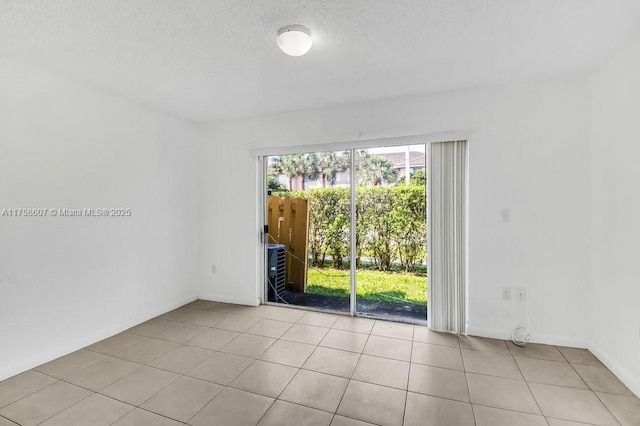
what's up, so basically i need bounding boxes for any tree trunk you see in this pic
[301,175,306,190]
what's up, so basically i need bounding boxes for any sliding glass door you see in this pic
[354,145,428,321]
[264,150,351,313]
[263,144,428,323]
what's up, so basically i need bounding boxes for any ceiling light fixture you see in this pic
[277,25,312,57]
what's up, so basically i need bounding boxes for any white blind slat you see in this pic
[429,140,467,333]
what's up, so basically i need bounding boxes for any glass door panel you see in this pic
[354,145,428,322]
[264,151,351,313]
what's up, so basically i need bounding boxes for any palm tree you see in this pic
[343,149,370,170]
[359,156,398,186]
[305,154,320,188]
[354,149,371,168]
[315,151,348,187]
[271,154,319,190]
[272,155,301,190]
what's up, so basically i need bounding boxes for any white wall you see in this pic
[589,36,640,397]
[200,77,592,347]
[0,59,201,381]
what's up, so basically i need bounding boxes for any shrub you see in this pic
[281,185,426,271]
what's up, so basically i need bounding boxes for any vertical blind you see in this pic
[429,140,467,333]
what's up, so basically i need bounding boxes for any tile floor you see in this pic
[1,301,639,426]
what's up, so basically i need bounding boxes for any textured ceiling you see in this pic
[2,1,640,121]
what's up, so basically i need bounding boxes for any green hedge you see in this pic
[280,185,426,272]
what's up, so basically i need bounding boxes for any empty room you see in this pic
[1,1,639,425]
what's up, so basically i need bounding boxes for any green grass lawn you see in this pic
[307,267,427,305]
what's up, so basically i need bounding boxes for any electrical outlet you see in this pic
[516,288,526,302]
[502,287,512,301]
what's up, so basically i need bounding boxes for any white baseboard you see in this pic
[199,292,260,307]
[466,325,588,348]
[0,294,198,382]
[589,344,640,398]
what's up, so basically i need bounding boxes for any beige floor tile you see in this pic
[263,306,306,322]
[100,366,178,406]
[0,381,91,426]
[458,335,510,354]
[237,304,282,318]
[183,310,229,327]
[529,382,618,425]
[331,415,376,425]
[259,339,316,367]
[246,319,294,338]
[297,311,339,328]
[152,323,207,343]
[411,342,464,370]
[371,321,414,340]
[220,333,276,358]
[127,318,176,337]
[515,356,588,388]
[473,405,547,426]
[281,324,330,345]
[66,357,141,391]
[214,313,261,332]
[0,370,57,408]
[462,348,523,379]
[86,333,145,356]
[404,392,474,426]
[36,350,107,379]
[413,327,460,347]
[39,393,133,426]
[259,400,333,426]
[115,338,180,364]
[557,347,602,367]
[337,380,406,426]
[280,369,348,412]
[215,303,265,316]
[141,376,223,422]
[597,391,640,426]
[149,345,212,374]
[332,316,375,334]
[190,387,274,426]
[172,305,204,314]
[186,351,253,385]
[352,355,409,390]
[507,341,565,362]
[186,299,220,310]
[9,308,637,426]
[408,363,470,402]
[320,329,369,353]
[573,364,634,395]
[546,419,594,425]
[112,408,184,426]
[302,346,361,378]
[230,360,298,398]
[159,308,199,322]
[184,327,239,350]
[467,373,540,414]
[362,335,412,361]
[0,416,18,426]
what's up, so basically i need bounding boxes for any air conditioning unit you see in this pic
[267,244,286,302]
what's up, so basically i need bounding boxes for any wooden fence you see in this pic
[267,197,310,292]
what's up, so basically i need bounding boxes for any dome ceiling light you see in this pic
[277,25,312,57]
